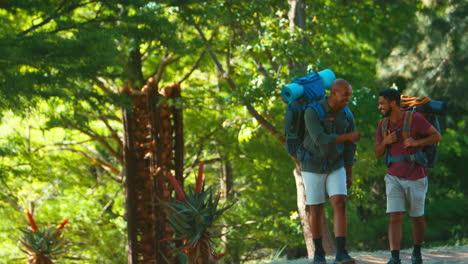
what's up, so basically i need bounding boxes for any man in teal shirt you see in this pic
[300,79,360,264]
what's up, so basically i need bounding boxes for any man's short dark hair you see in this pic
[379,88,401,106]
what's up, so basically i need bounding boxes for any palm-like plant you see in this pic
[19,211,69,264]
[163,163,233,264]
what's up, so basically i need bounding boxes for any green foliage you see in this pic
[163,187,234,248]
[0,111,126,263]
[19,227,66,260]
[378,0,468,114]
[0,0,466,263]
[425,198,468,246]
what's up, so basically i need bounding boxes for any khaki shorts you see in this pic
[302,167,347,205]
[385,174,428,217]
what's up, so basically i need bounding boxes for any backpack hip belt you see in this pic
[385,151,428,169]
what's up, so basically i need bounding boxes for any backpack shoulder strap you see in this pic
[308,103,351,122]
[401,111,414,140]
[381,117,390,138]
[343,106,353,120]
[309,102,326,121]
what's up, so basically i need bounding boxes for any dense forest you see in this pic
[0,0,466,263]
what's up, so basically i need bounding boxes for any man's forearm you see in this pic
[414,132,442,147]
[333,134,349,144]
[374,141,386,158]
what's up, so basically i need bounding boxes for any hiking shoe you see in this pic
[412,254,423,264]
[312,253,327,264]
[387,258,401,264]
[334,251,355,264]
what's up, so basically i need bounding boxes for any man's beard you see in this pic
[383,108,392,117]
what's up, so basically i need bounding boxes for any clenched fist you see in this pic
[404,137,418,148]
[347,132,361,142]
[383,131,398,145]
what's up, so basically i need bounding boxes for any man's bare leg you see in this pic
[330,195,347,237]
[308,204,324,238]
[330,195,354,263]
[308,204,326,263]
[389,212,404,250]
[411,216,425,263]
[411,216,425,245]
[388,212,405,261]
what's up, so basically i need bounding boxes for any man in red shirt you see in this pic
[374,89,441,264]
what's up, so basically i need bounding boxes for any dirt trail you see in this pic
[266,245,468,264]
[354,245,468,264]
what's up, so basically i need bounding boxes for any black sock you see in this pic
[336,236,347,255]
[413,244,422,256]
[391,250,400,260]
[313,238,325,256]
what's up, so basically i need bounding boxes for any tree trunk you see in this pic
[219,152,240,264]
[121,90,139,264]
[121,80,183,264]
[293,165,334,257]
[288,0,305,30]
[292,165,314,256]
[147,79,170,264]
[220,157,234,200]
[172,83,184,184]
[288,0,335,258]
[287,0,307,75]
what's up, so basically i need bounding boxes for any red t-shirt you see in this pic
[375,112,433,180]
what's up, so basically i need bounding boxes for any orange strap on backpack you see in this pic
[381,111,414,140]
[400,95,431,110]
[401,111,413,140]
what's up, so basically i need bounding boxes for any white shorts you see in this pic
[385,174,428,217]
[302,167,347,205]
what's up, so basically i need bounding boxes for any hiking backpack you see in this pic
[381,95,447,169]
[282,70,352,160]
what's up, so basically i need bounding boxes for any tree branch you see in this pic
[62,119,123,163]
[194,24,225,76]
[98,115,123,153]
[150,52,182,85]
[17,16,55,37]
[183,127,220,178]
[252,55,271,78]
[245,104,285,145]
[56,146,121,179]
[96,77,118,95]
[16,0,98,37]
[226,42,232,76]
[0,173,22,211]
[47,16,115,34]
[178,51,206,84]
[194,23,284,145]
